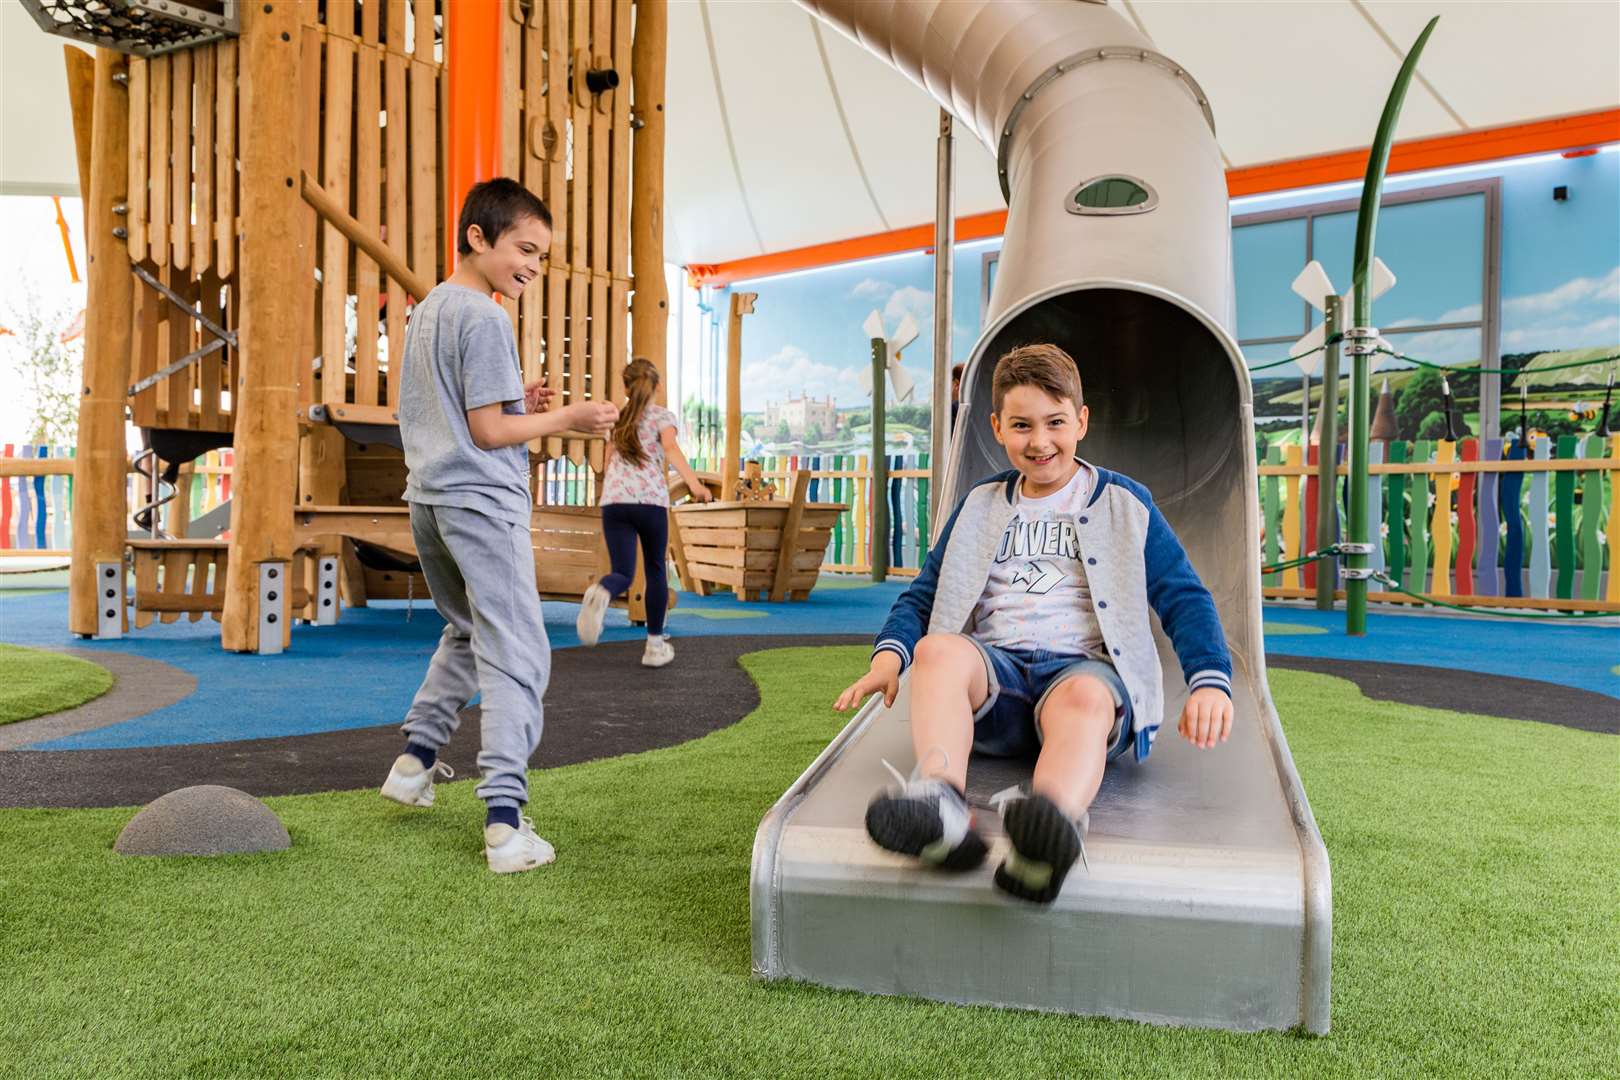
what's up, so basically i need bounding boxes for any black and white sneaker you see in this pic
[990,785,1089,904]
[865,757,988,872]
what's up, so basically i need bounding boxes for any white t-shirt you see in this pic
[599,404,678,507]
[970,463,1106,657]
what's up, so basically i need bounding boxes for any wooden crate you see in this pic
[670,473,844,602]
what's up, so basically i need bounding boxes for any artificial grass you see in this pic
[0,643,114,725]
[1,648,1615,1078]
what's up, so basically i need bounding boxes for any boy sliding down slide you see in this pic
[834,344,1234,903]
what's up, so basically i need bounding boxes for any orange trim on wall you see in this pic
[1225,108,1619,196]
[688,108,1619,289]
[445,0,504,271]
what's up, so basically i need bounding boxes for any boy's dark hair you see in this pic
[457,178,552,256]
[991,343,1084,413]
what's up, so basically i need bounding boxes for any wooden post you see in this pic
[63,47,96,230]
[68,48,134,637]
[221,0,305,652]
[870,337,888,582]
[769,471,810,602]
[721,291,756,501]
[631,0,669,404]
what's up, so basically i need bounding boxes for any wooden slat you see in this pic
[770,472,812,601]
[413,0,435,62]
[298,27,323,408]
[409,56,436,289]
[360,0,379,43]
[1281,443,1302,589]
[542,0,568,459]
[607,0,631,405]
[329,0,356,38]
[199,269,224,430]
[588,274,608,472]
[384,47,408,406]
[1430,440,1456,597]
[567,271,588,465]
[386,0,407,55]
[127,58,149,261]
[517,5,544,396]
[149,55,170,268]
[215,41,237,278]
[192,45,215,274]
[170,48,191,271]
[130,269,159,427]
[322,35,356,406]
[355,41,383,407]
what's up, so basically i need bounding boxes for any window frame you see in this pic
[1233,177,1503,440]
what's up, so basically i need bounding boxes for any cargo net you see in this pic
[20,0,236,58]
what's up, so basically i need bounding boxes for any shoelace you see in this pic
[879,745,952,789]
[986,784,1025,815]
[433,762,455,781]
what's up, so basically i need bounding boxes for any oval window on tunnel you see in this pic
[1066,175,1158,216]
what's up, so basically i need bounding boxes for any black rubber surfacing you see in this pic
[0,634,869,809]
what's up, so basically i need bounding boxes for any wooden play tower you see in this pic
[44,0,671,652]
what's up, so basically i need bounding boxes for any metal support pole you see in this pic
[930,108,955,527]
[871,337,889,583]
[1347,15,1439,637]
[1315,297,1341,611]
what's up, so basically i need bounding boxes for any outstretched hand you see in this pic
[834,652,902,711]
[1178,687,1232,749]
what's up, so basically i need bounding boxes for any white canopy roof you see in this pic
[6,1,1617,264]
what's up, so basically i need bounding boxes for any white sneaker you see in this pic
[484,816,557,874]
[641,635,674,668]
[380,754,454,808]
[576,584,610,646]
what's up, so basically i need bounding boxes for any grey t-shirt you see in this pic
[399,283,531,526]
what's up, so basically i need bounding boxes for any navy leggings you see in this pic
[598,503,668,635]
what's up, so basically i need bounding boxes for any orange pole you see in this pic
[445,0,504,272]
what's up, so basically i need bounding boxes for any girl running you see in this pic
[576,358,712,665]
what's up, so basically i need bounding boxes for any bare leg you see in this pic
[906,633,989,791]
[1032,675,1117,819]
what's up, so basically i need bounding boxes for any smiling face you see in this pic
[462,214,551,300]
[991,383,1088,497]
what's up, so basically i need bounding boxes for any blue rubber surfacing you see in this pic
[0,580,1614,750]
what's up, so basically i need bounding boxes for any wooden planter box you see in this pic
[671,473,845,602]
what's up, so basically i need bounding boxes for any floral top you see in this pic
[599,404,679,507]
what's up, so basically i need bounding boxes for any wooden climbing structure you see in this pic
[50,0,672,652]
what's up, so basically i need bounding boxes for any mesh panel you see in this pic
[21,0,235,58]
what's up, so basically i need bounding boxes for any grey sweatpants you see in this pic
[401,502,549,809]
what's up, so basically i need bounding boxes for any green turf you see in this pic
[1,648,1615,1077]
[0,643,115,725]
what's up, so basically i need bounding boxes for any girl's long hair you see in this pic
[612,358,661,466]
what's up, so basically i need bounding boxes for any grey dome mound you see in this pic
[115,785,290,856]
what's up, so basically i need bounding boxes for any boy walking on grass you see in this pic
[381,178,618,874]
[834,343,1233,903]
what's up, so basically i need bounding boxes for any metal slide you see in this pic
[751,0,1331,1032]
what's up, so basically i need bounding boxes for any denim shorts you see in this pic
[964,636,1133,761]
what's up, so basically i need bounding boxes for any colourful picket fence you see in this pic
[0,444,236,556]
[1259,434,1619,612]
[1,444,75,556]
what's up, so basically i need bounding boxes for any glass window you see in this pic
[1233,217,1310,343]
[1310,194,1485,328]
[1069,175,1157,214]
